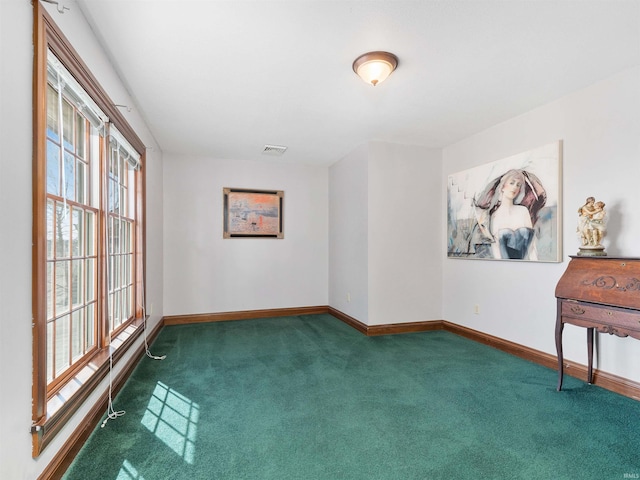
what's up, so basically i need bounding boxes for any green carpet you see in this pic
[62,314,640,480]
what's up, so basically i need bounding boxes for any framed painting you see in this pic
[447,141,562,262]
[223,188,284,238]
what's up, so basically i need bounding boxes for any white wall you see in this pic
[442,66,640,383]
[0,1,34,478]
[329,144,370,321]
[163,155,328,315]
[368,142,443,325]
[329,142,443,325]
[0,1,164,478]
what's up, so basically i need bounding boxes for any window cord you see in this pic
[55,74,68,219]
[101,140,125,428]
[143,305,166,361]
[101,276,125,427]
[100,341,125,428]
[112,126,165,361]
[101,134,165,428]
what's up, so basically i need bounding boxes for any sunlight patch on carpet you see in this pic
[140,381,199,464]
[116,459,146,479]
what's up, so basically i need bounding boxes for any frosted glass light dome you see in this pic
[352,51,398,86]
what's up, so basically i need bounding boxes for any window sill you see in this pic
[33,316,156,456]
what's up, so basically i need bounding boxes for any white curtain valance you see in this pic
[47,49,108,132]
[109,125,141,170]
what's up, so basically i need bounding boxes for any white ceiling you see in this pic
[77,0,640,166]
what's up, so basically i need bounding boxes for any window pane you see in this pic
[108,292,115,332]
[112,291,119,331]
[86,258,95,302]
[86,211,95,255]
[124,253,131,285]
[71,309,83,362]
[127,221,133,252]
[64,151,75,201]
[108,255,115,292]
[55,260,70,315]
[109,149,117,179]
[128,171,136,220]
[125,285,132,319]
[76,161,86,205]
[107,179,113,212]
[46,139,61,196]
[55,202,70,258]
[86,302,95,349]
[125,160,133,187]
[91,133,101,207]
[114,256,121,290]
[120,220,127,253]
[118,255,124,288]
[116,289,123,328]
[62,98,74,152]
[120,186,127,217]
[71,207,83,257]
[71,259,83,307]
[109,217,119,254]
[55,314,70,376]
[46,84,59,141]
[47,320,54,383]
[116,289,123,330]
[76,112,85,159]
[47,199,55,259]
[46,262,54,320]
[108,178,116,213]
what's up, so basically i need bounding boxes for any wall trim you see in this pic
[326,307,640,401]
[41,318,164,480]
[440,321,640,401]
[163,306,329,325]
[327,307,444,336]
[441,321,558,370]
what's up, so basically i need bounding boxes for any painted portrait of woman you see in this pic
[473,169,547,260]
[447,141,561,262]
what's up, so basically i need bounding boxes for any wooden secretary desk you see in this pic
[555,256,640,391]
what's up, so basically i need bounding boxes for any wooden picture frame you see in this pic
[223,188,284,238]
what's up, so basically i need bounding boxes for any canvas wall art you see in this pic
[447,141,562,262]
[223,188,284,238]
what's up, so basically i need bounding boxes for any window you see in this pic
[45,53,102,389]
[32,4,146,456]
[107,129,141,335]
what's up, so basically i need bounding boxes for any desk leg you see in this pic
[555,313,564,391]
[587,327,594,384]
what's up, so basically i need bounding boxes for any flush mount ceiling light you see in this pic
[352,51,398,86]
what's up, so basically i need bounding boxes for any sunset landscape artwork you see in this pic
[223,188,284,238]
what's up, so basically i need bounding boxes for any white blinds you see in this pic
[47,49,108,132]
[109,125,141,170]
[47,49,142,171]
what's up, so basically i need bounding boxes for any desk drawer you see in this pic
[562,301,640,331]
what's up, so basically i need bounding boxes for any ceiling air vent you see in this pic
[262,144,288,156]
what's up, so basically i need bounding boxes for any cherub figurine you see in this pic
[588,201,606,246]
[577,197,607,249]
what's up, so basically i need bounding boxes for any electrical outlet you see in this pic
[347,293,351,303]
[474,304,480,315]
